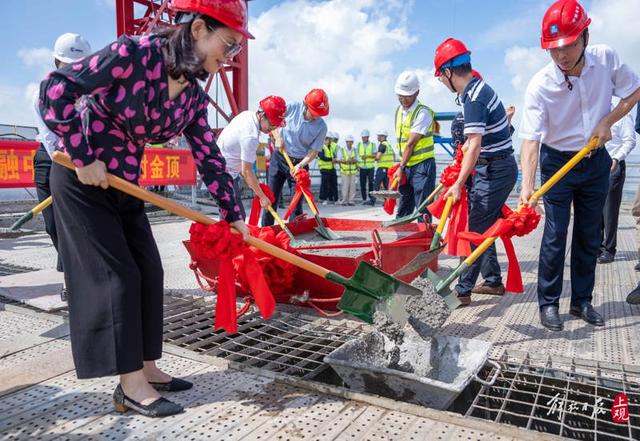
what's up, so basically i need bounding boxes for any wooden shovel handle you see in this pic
[435,196,454,236]
[52,152,332,279]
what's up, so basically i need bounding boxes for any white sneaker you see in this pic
[322,201,328,206]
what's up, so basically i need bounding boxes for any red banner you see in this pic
[0,141,197,188]
[138,148,197,186]
[0,140,38,188]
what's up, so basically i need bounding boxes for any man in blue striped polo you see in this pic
[434,38,518,307]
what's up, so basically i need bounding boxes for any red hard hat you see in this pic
[541,0,590,49]
[259,95,287,127]
[434,38,471,77]
[170,0,254,39]
[304,89,329,117]
[471,69,483,80]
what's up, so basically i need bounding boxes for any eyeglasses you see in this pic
[207,25,243,59]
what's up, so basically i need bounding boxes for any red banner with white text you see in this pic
[0,140,197,188]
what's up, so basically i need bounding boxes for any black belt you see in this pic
[277,150,304,163]
[476,153,511,166]
[543,144,596,159]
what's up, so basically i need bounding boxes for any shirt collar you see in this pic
[551,47,595,84]
[402,99,420,115]
[461,76,480,103]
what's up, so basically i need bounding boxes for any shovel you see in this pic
[266,205,303,247]
[425,137,601,298]
[369,177,400,199]
[279,149,340,240]
[52,151,422,326]
[381,183,444,227]
[9,196,53,231]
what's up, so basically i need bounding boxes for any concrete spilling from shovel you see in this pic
[324,276,497,409]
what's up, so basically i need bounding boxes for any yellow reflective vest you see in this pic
[395,102,436,167]
[339,147,357,175]
[376,141,396,168]
[357,141,375,169]
[318,143,334,170]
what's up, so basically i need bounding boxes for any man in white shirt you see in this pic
[597,109,636,264]
[392,71,437,220]
[218,95,287,220]
[33,33,92,300]
[519,0,640,331]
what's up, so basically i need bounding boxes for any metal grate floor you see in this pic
[162,296,369,380]
[464,350,640,441]
[0,261,37,277]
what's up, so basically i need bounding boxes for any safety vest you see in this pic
[376,141,396,168]
[340,147,357,175]
[318,143,334,170]
[395,101,436,167]
[330,142,339,158]
[357,142,375,169]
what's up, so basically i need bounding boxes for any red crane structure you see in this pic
[114,0,249,127]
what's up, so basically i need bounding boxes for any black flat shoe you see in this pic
[150,377,193,392]
[569,303,605,326]
[540,305,563,331]
[113,384,184,417]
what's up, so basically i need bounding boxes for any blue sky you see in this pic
[2,0,638,152]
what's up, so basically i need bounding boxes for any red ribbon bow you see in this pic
[189,222,276,334]
[383,164,406,215]
[457,206,541,293]
[428,145,470,256]
[248,183,276,226]
[284,169,318,220]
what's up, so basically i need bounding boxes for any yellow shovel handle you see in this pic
[463,137,600,267]
[436,196,453,236]
[267,206,289,231]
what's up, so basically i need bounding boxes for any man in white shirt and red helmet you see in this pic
[519,0,640,331]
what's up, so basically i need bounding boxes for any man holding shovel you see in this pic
[262,89,329,226]
[434,39,518,307]
[519,0,640,330]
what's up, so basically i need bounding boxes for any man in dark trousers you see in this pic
[33,32,92,301]
[519,0,640,330]
[625,103,640,305]
[597,108,636,264]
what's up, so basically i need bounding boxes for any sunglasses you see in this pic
[207,25,243,59]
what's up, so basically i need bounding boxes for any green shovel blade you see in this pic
[336,261,422,325]
[424,268,461,310]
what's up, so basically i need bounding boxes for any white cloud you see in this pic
[503,46,548,94]
[17,47,53,79]
[589,0,640,72]
[0,83,39,127]
[247,0,423,140]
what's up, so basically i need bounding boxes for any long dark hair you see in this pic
[157,13,224,83]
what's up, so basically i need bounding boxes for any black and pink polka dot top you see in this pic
[38,34,241,222]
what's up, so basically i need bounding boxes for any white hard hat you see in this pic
[394,70,420,96]
[360,129,369,137]
[53,33,92,64]
[345,135,354,142]
[326,131,333,138]
[333,132,339,140]
[377,129,388,137]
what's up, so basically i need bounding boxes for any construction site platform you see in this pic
[0,201,638,440]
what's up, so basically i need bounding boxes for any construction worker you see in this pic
[39,0,253,417]
[262,88,329,226]
[218,95,287,219]
[33,33,92,302]
[373,129,396,194]
[336,135,357,206]
[596,106,636,264]
[519,0,640,330]
[393,71,437,220]
[435,39,518,306]
[357,129,376,206]
[318,131,336,205]
[329,132,340,203]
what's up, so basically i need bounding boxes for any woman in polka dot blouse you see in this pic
[38,0,253,418]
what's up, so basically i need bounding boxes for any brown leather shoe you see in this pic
[453,289,471,307]
[471,283,505,295]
